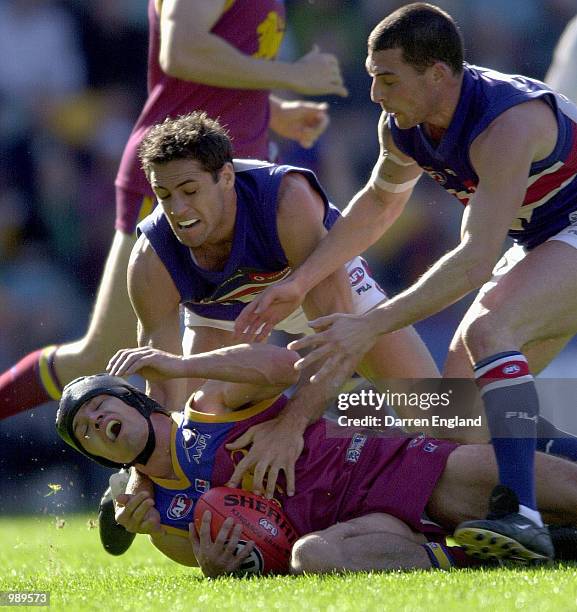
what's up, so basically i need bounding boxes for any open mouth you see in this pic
[178,218,200,230]
[106,420,122,442]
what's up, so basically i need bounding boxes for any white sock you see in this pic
[518,504,544,527]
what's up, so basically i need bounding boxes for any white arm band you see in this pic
[386,150,417,167]
[370,167,421,193]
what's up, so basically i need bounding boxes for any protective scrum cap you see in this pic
[55,373,166,469]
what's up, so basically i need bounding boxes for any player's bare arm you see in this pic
[127,234,184,410]
[234,112,419,338]
[290,101,552,382]
[108,343,299,410]
[159,0,346,96]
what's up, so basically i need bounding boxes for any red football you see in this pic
[194,487,299,575]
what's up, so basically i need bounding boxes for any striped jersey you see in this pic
[390,63,577,249]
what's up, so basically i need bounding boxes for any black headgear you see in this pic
[55,373,167,469]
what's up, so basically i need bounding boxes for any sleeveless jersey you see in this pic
[137,161,340,321]
[115,0,286,198]
[151,394,457,538]
[390,64,577,249]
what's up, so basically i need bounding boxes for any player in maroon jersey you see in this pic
[56,343,577,575]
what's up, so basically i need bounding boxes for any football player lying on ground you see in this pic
[56,344,577,575]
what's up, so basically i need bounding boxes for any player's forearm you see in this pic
[367,242,492,336]
[161,32,304,90]
[291,187,406,295]
[184,344,299,387]
[278,367,337,432]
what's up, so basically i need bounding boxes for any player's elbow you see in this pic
[159,44,187,78]
[158,33,210,80]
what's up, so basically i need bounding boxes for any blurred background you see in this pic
[1,0,576,515]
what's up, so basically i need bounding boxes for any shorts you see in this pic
[115,186,156,234]
[340,435,458,535]
[184,256,387,335]
[478,221,577,298]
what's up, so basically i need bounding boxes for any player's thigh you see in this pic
[293,513,425,561]
[347,258,439,380]
[466,240,577,346]
[182,325,235,357]
[427,444,498,527]
[362,327,440,380]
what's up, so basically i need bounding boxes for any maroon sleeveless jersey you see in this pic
[151,395,458,538]
[115,0,286,199]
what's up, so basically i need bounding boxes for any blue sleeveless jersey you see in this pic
[151,395,457,539]
[138,161,340,320]
[390,64,577,249]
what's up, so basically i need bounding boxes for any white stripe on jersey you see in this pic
[527,161,564,188]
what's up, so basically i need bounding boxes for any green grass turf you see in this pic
[2,515,577,611]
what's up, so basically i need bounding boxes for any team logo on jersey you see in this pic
[194,266,292,306]
[345,433,367,463]
[259,518,279,537]
[167,494,194,520]
[194,478,210,493]
[426,170,447,185]
[569,211,577,225]
[182,428,211,464]
[408,433,425,448]
[424,441,438,453]
[502,364,521,375]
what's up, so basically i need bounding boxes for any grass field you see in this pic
[2,515,577,611]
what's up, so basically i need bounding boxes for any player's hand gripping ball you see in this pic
[194,487,299,575]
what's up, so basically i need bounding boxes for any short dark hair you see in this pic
[368,3,464,75]
[138,111,234,179]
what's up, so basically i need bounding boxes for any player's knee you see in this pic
[461,312,512,357]
[290,533,339,575]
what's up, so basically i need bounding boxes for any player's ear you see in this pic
[219,162,236,191]
[429,61,451,84]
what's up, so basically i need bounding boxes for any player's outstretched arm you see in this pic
[234,113,417,341]
[159,0,347,96]
[288,102,542,386]
[108,343,299,389]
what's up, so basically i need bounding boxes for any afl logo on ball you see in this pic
[259,518,279,537]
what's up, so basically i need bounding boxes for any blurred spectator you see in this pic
[546,15,577,102]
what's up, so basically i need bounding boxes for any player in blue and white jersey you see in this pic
[235,4,577,562]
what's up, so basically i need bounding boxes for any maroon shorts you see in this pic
[115,186,156,234]
[339,435,458,535]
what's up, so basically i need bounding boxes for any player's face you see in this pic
[72,395,148,464]
[149,159,236,249]
[366,48,439,129]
